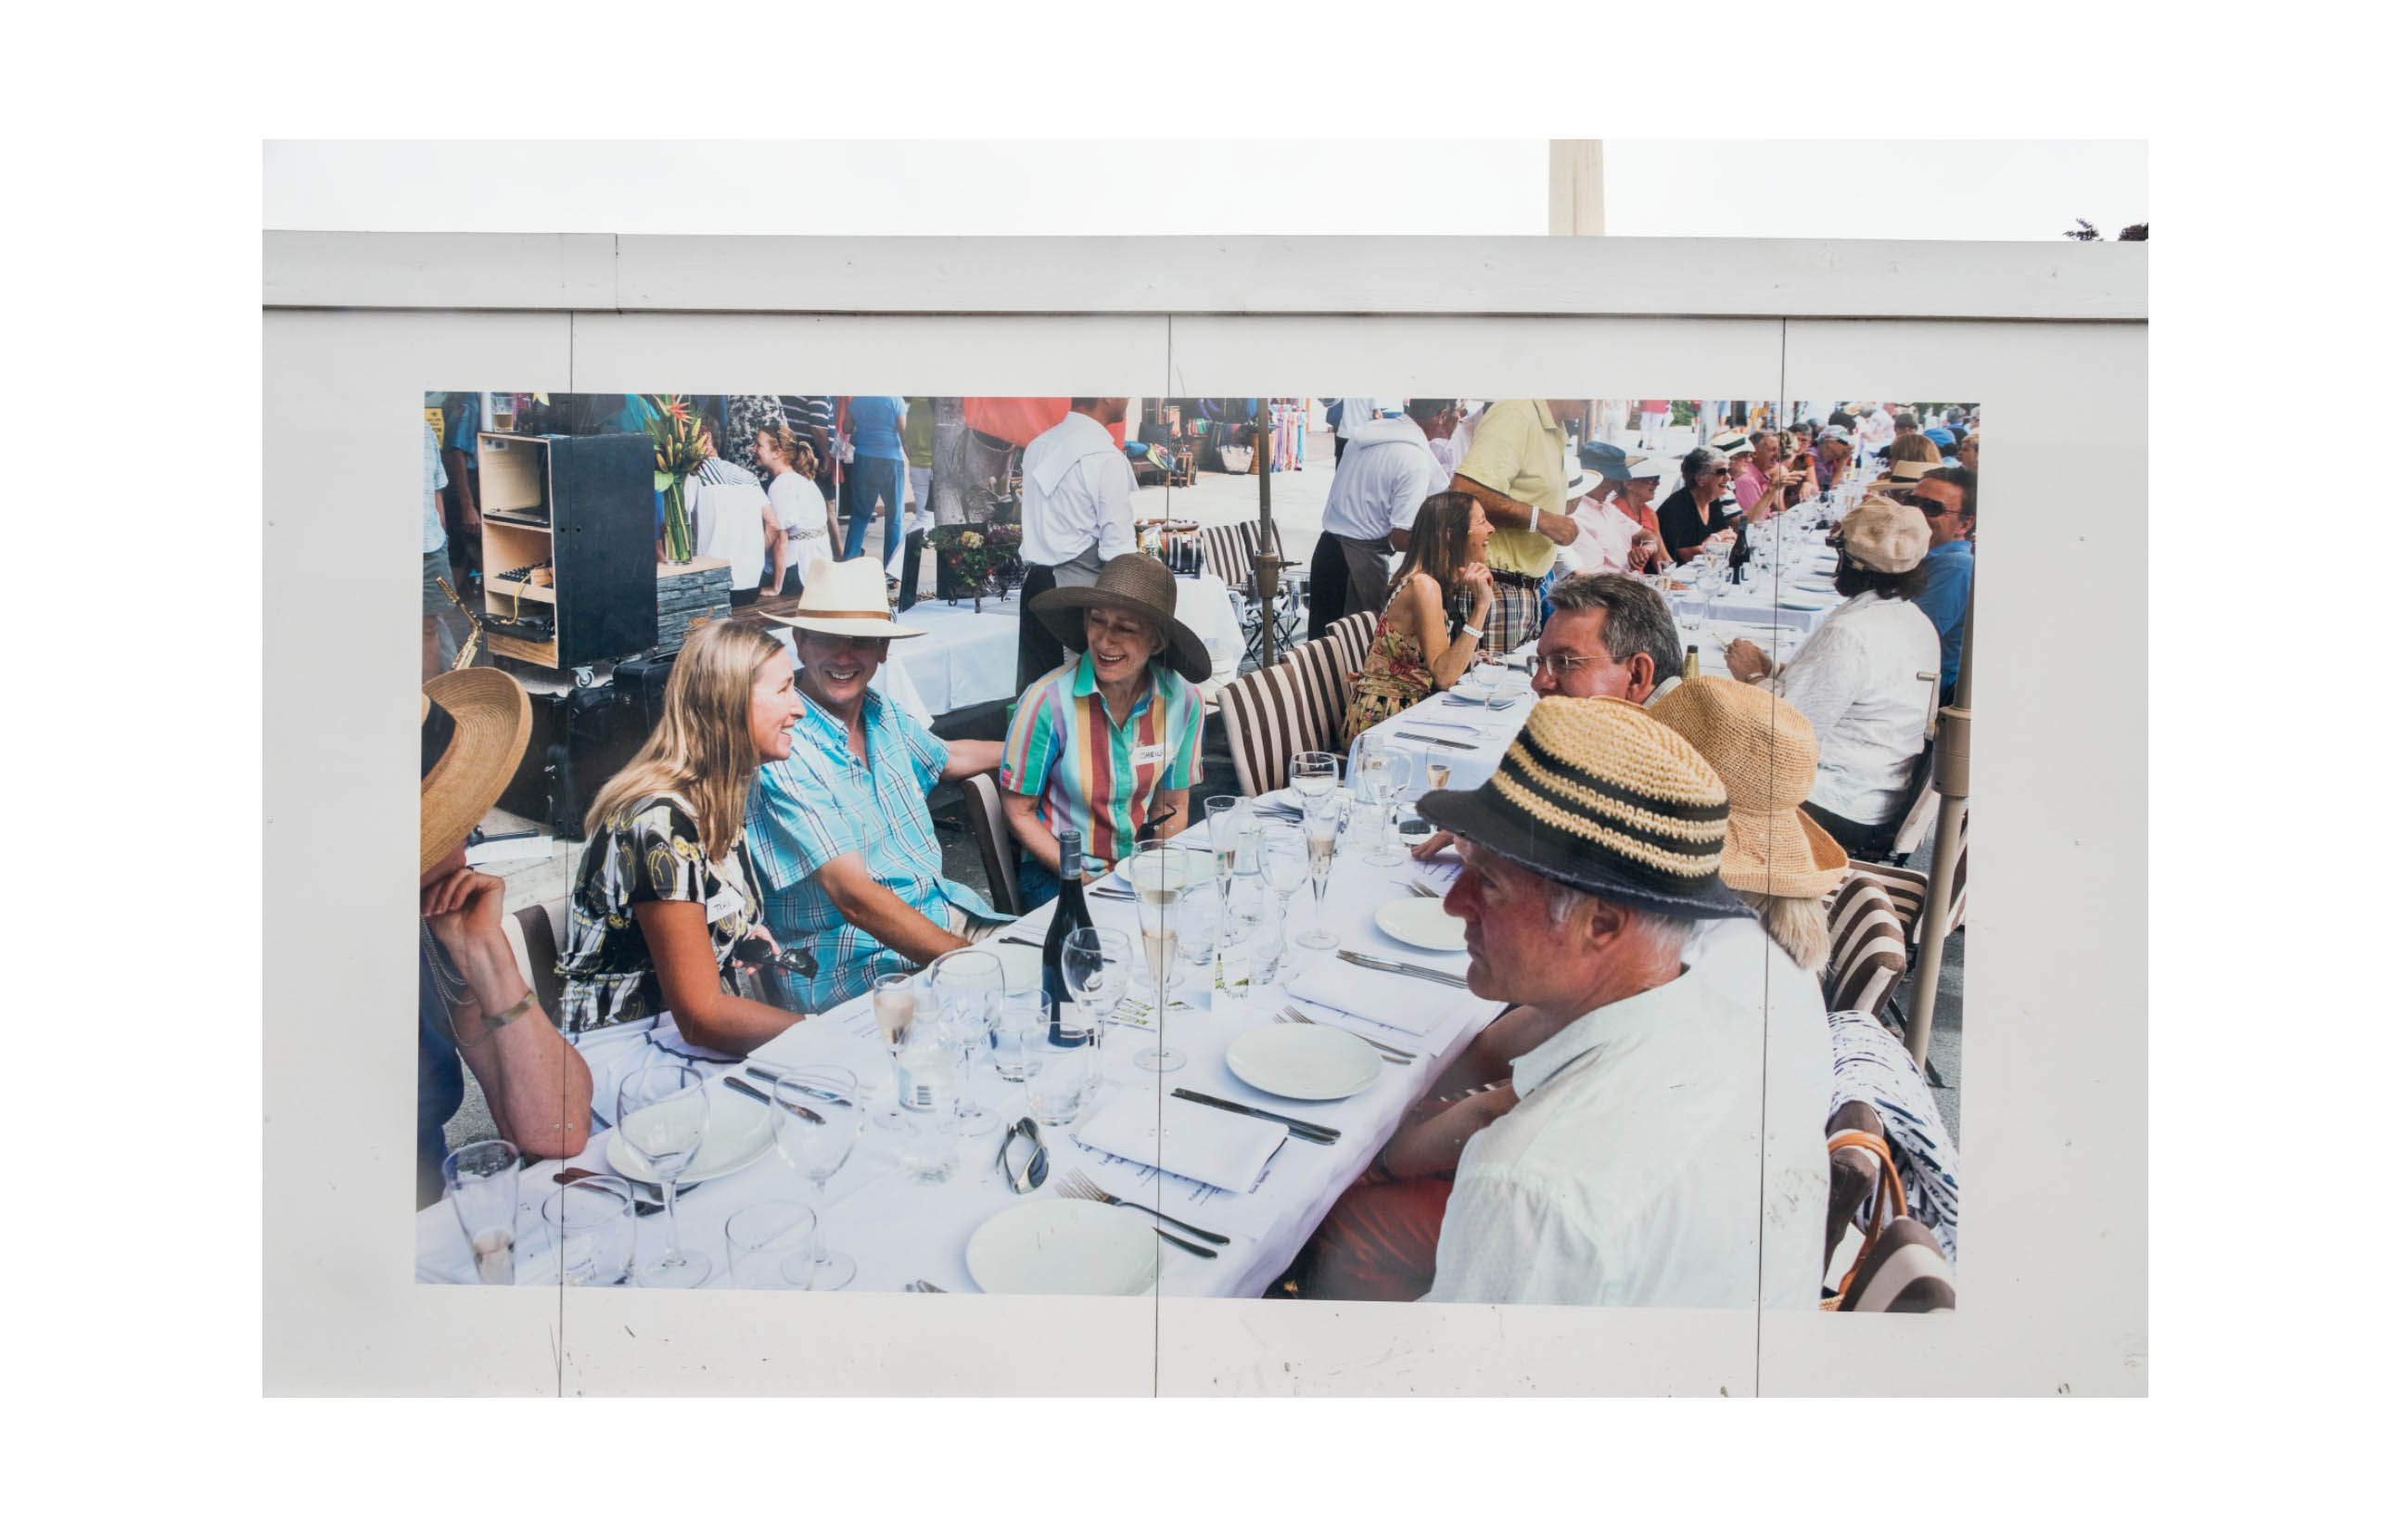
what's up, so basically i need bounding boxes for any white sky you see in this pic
[265,140,2144,242]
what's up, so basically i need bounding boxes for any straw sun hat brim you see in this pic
[1718,805,1850,900]
[768,612,928,640]
[421,668,532,876]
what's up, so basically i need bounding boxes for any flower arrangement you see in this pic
[930,522,1022,612]
[644,394,708,563]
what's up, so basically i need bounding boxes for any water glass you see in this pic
[929,950,1003,1133]
[992,1005,1047,1082]
[1025,1033,1097,1125]
[443,1138,521,1286]
[885,988,959,1115]
[884,1111,963,1184]
[1205,794,1244,893]
[540,1176,635,1288]
[724,1201,819,1288]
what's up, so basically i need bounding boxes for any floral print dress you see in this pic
[556,794,761,1035]
[1339,611,1438,747]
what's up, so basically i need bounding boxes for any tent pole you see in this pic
[1904,573,1972,1068]
[1255,398,1280,672]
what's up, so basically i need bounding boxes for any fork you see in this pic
[1057,1169,1229,1246]
[1277,1006,1414,1063]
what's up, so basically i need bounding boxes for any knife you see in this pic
[744,1065,853,1109]
[1337,949,1470,989]
[1394,731,1477,749]
[726,1073,825,1124]
[1171,1088,1339,1143]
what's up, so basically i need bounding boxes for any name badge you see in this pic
[704,882,748,925]
[1129,744,1169,770]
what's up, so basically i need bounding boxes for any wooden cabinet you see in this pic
[474,431,656,671]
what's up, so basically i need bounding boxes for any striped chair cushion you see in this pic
[1215,659,1329,798]
[1846,811,1968,940]
[1823,874,1909,1018]
[1837,1218,1957,1312]
[1292,635,1355,747]
[1328,609,1378,678]
[1197,521,1255,591]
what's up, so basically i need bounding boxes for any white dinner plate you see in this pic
[605,1077,777,1185]
[1225,1021,1383,1101]
[1102,847,1216,893]
[965,1199,1158,1296]
[1374,896,1469,952]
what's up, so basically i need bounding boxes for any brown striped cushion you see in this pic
[1198,521,1255,591]
[1823,1100,1884,1274]
[1293,635,1354,747]
[1846,812,1968,941]
[1823,874,1909,1017]
[1329,609,1378,678]
[1216,659,1329,798]
[1838,1218,1956,1312]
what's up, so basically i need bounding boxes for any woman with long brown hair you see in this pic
[1338,491,1494,746]
[556,619,810,1051]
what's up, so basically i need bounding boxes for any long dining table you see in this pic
[416,812,1506,1298]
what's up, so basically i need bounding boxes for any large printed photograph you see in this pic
[414,391,1974,1312]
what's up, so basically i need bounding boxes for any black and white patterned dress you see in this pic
[556,794,760,1035]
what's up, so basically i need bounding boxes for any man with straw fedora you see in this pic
[1405,697,1810,1306]
[1000,552,1210,910]
[417,669,592,1207]
[747,557,1008,1011]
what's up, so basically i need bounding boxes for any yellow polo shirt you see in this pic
[1453,399,1569,579]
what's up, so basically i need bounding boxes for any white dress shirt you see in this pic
[1423,962,1785,1308]
[1561,493,1643,573]
[1320,416,1446,543]
[1683,915,1834,1308]
[1017,410,1137,568]
[1769,592,1940,826]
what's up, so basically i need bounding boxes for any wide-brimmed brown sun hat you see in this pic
[1417,696,1754,922]
[421,668,532,876]
[771,556,927,639]
[1031,552,1213,684]
[1648,677,1847,900]
[1839,495,1931,573]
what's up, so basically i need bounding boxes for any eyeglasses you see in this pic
[1531,652,1612,681]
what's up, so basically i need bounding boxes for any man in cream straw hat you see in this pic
[745,557,1009,1010]
[1399,697,1815,1306]
[417,669,592,1206]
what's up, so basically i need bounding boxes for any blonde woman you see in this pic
[557,620,809,1051]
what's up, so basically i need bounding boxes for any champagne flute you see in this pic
[928,950,1003,1135]
[1260,828,1307,938]
[615,1064,713,1287]
[1295,792,1343,952]
[1127,838,1192,991]
[1204,794,1243,897]
[771,1068,862,1290]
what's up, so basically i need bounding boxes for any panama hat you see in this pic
[1417,696,1754,922]
[1649,677,1846,900]
[1031,552,1214,684]
[1840,495,1931,573]
[1708,429,1752,456]
[421,668,532,876]
[774,556,927,639]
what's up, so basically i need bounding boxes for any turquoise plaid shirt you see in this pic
[747,686,1001,1013]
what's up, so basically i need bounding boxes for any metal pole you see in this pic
[1255,397,1280,672]
[1904,573,1972,1067]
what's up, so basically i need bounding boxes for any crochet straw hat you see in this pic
[420,668,532,876]
[1417,696,1753,922]
[1839,495,1931,573]
[1649,677,1847,899]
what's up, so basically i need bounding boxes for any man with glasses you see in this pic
[1527,571,1686,705]
[1908,467,1977,706]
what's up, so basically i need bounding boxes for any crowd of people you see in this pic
[416,391,1970,1305]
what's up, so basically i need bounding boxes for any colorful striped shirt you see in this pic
[1000,654,1205,863]
[746,688,1000,1012]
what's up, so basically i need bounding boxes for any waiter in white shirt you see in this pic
[1015,398,1138,691]
[1306,398,1454,639]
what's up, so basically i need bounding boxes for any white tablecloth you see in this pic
[416,820,1503,1298]
[887,571,1243,716]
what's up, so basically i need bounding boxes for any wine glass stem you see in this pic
[658,1177,682,1262]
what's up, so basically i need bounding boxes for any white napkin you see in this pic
[1073,1091,1285,1194]
[1286,953,1469,1038]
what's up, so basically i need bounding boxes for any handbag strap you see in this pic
[1824,1128,1908,1310]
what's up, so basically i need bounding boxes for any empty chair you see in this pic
[1215,659,1330,797]
[1196,521,1255,590]
[955,770,1022,916]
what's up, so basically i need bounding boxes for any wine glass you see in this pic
[928,950,1003,1135]
[615,1064,713,1287]
[1217,876,1269,999]
[442,1138,521,1286]
[1204,795,1244,897]
[771,1067,862,1290]
[1260,828,1307,936]
[1291,750,1339,806]
[1295,791,1344,952]
[1069,925,1161,1071]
